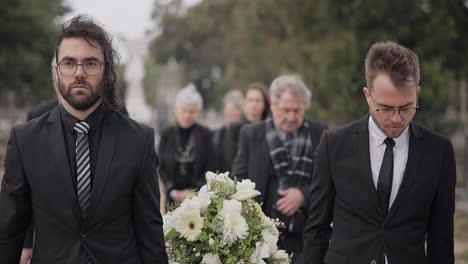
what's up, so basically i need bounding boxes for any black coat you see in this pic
[231,119,327,253]
[23,99,129,249]
[303,115,456,264]
[158,124,214,200]
[0,107,168,264]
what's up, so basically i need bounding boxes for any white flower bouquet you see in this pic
[163,171,291,264]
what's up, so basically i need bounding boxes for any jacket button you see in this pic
[81,234,87,241]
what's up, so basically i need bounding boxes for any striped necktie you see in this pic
[74,121,91,217]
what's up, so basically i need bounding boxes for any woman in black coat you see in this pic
[225,82,270,168]
[158,84,214,204]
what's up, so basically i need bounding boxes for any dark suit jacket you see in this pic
[224,119,249,169]
[303,115,456,264]
[23,100,129,249]
[231,119,327,252]
[0,107,168,264]
[27,98,59,121]
[158,123,214,201]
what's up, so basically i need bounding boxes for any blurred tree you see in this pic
[149,0,467,135]
[0,0,69,105]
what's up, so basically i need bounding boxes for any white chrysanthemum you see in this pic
[221,199,243,216]
[201,253,222,264]
[163,211,178,235]
[222,214,249,246]
[250,241,270,264]
[176,208,204,241]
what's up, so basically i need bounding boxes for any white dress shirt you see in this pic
[368,116,410,210]
[368,116,410,264]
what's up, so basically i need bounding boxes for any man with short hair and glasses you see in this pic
[0,15,168,263]
[304,41,456,264]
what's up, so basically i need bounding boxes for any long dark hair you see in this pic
[55,15,120,111]
[246,82,270,120]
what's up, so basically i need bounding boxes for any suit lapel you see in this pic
[354,115,382,215]
[83,111,119,229]
[385,122,423,221]
[46,108,82,223]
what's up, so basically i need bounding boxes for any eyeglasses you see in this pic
[57,60,104,76]
[371,96,419,120]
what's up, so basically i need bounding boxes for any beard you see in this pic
[58,77,102,111]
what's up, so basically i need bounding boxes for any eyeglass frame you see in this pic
[369,94,419,120]
[56,59,105,76]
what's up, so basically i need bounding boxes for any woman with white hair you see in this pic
[158,84,214,204]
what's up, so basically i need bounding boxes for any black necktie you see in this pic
[377,137,395,217]
[377,137,395,264]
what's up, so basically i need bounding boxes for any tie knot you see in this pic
[384,137,395,148]
[74,121,90,135]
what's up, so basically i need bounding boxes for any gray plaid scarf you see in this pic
[266,119,314,189]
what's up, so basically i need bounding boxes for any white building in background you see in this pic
[123,38,153,124]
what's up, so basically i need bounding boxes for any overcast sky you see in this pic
[63,0,155,40]
[62,0,200,62]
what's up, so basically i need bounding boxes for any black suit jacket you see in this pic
[23,100,130,249]
[158,123,214,200]
[27,98,59,121]
[231,120,327,252]
[0,107,168,264]
[303,115,456,264]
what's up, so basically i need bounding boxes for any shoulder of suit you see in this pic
[323,118,364,140]
[27,99,59,121]
[238,121,265,139]
[109,111,153,137]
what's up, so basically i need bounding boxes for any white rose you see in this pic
[232,189,261,201]
[205,171,218,185]
[272,249,289,259]
[189,185,212,210]
[250,241,270,264]
[201,253,222,264]
[205,171,234,190]
[237,179,256,191]
[261,229,279,254]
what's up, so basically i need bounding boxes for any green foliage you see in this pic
[116,63,127,102]
[149,0,467,135]
[0,0,69,105]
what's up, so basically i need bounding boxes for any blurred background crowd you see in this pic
[1,0,468,261]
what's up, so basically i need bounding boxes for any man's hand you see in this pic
[171,189,190,203]
[276,188,304,216]
[20,248,33,264]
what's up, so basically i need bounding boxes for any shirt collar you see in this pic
[60,103,105,134]
[368,115,409,149]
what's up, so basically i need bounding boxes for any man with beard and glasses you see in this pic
[303,41,456,264]
[20,57,129,264]
[0,15,168,264]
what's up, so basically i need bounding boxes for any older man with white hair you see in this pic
[158,84,214,205]
[232,74,327,264]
